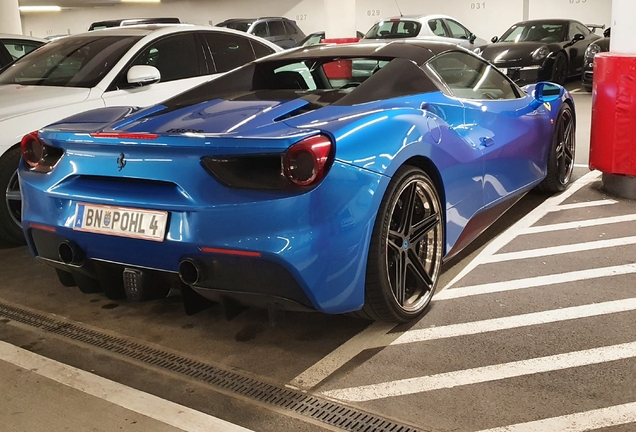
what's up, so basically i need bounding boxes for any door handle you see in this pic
[480,137,495,147]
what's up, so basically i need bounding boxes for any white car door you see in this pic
[102,32,213,108]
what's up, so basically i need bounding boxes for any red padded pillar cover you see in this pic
[321,38,359,79]
[589,53,636,176]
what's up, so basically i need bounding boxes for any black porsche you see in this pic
[582,27,610,92]
[475,19,600,85]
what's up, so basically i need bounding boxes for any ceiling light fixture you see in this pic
[19,5,61,12]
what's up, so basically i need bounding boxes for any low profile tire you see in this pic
[0,147,26,245]
[550,52,568,86]
[359,166,444,322]
[583,84,592,93]
[537,104,575,193]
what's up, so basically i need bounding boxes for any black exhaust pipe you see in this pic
[179,259,203,285]
[58,241,84,266]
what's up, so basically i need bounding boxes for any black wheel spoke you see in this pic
[5,190,21,201]
[392,252,407,306]
[407,249,434,287]
[396,183,417,235]
[410,212,440,245]
[387,232,402,254]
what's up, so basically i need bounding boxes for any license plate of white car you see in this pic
[73,203,168,242]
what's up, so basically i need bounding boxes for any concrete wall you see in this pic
[20,0,612,40]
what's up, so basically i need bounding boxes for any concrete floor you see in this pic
[2,81,635,432]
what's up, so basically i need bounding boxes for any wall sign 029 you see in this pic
[367,9,381,17]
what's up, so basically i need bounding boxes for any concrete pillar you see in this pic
[0,0,22,35]
[589,0,636,199]
[324,0,356,39]
[610,0,636,54]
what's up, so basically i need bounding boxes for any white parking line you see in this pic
[0,341,252,432]
[322,341,636,402]
[443,171,602,290]
[290,322,394,389]
[389,298,636,345]
[484,235,636,263]
[477,402,636,432]
[521,213,636,234]
[435,263,636,301]
[554,199,617,211]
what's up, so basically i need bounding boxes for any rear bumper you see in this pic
[21,160,387,314]
[29,228,315,311]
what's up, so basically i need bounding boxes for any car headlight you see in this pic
[585,43,601,59]
[473,47,483,56]
[532,46,550,61]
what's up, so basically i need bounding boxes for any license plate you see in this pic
[73,203,168,242]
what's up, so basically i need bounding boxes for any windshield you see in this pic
[364,20,421,39]
[217,21,252,33]
[500,23,567,43]
[0,35,142,88]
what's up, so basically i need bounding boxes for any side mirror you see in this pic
[127,65,161,86]
[573,33,585,42]
[469,33,477,43]
[534,82,564,104]
[491,36,499,43]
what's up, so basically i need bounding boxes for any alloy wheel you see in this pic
[385,176,443,312]
[5,169,21,228]
[556,108,575,185]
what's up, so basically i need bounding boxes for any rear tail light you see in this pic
[201,134,334,190]
[21,132,64,173]
[283,135,333,186]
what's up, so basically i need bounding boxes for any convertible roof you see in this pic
[268,39,460,65]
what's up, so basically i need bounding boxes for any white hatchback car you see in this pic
[362,14,487,48]
[0,25,280,244]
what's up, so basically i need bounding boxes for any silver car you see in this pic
[355,15,487,80]
[362,14,486,48]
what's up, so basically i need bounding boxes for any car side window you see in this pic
[283,20,298,35]
[2,41,41,61]
[445,20,471,39]
[574,23,590,37]
[252,22,268,38]
[250,40,276,58]
[204,33,256,73]
[131,33,200,83]
[428,19,448,37]
[427,51,520,100]
[268,20,286,37]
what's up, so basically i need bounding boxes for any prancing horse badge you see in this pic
[117,153,126,171]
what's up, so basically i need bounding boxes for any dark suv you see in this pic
[216,17,305,49]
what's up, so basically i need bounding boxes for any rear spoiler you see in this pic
[586,24,606,33]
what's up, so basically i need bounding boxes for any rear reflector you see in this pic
[28,222,56,233]
[90,132,159,140]
[199,247,262,257]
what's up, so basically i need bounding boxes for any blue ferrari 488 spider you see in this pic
[19,40,575,322]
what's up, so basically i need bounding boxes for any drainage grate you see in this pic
[0,301,424,432]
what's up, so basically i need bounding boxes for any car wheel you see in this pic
[0,147,26,245]
[583,84,592,92]
[360,166,443,322]
[550,52,568,86]
[537,104,575,193]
